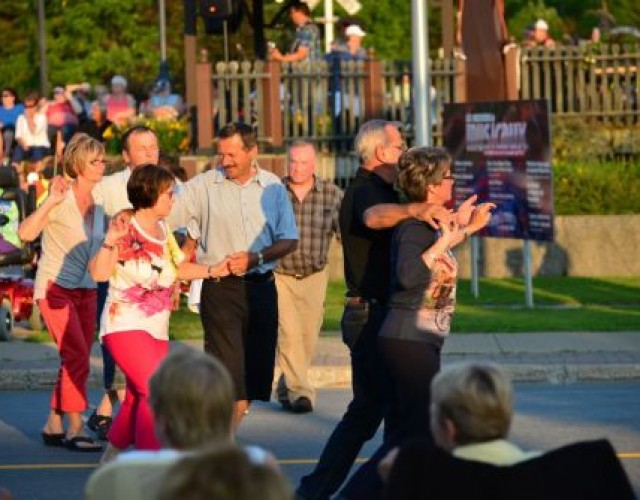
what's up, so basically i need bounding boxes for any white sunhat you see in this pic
[111,75,127,87]
[345,24,366,38]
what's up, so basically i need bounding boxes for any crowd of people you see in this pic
[0,7,633,494]
[7,109,636,500]
[0,75,185,190]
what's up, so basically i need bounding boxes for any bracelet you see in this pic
[102,241,116,251]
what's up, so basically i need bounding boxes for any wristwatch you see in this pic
[257,251,264,267]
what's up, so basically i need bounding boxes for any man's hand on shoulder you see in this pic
[411,202,454,229]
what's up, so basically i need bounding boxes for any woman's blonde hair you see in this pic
[62,133,105,179]
[149,349,234,450]
[431,362,513,446]
[159,444,292,500]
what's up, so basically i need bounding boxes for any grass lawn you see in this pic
[22,276,640,343]
[166,276,640,340]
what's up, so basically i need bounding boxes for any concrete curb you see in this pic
[2,363,640,391]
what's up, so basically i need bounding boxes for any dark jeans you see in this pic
[297,301,394,500]
[96,281,117,390]
[200,273,278,401]
[338,337,440,500]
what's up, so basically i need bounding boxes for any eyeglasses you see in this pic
[389,142,407,152]
[90,158,106,166]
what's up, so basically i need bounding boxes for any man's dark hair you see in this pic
[127,163,175,210]
[218,122,258,150]
[121,125,158,153]
[290,1,311,17]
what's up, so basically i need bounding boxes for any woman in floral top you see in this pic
[378,147,494,449]
[89,164,230,461]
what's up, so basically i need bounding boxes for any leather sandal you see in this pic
[87,410,113,441]
[42,432,66,447]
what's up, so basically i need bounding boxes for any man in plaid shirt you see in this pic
[275,140,342,413]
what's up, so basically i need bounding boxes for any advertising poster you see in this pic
[443,100,554,241]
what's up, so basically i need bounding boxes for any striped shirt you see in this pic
[277,176,342,277]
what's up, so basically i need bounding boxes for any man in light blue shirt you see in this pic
[170,123,298,425]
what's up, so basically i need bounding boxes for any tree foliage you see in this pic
[1,0,639,98]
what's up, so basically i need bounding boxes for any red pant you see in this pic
[103,330,169,450]
[38,283,97,413]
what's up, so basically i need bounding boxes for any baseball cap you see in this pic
[345,25,366,38]
[534,19,549,31]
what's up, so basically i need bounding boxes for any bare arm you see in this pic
[227,239,298,276]
[89,213,130,282]
[364,202,453,230]
[17,177,68,242]
[177,258,230,281]
[269,46,310,63]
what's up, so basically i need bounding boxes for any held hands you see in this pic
[227,251,252,276]
[210,257,232,279]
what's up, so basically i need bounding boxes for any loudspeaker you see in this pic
[200,0,233,20]
[202,0,244,34]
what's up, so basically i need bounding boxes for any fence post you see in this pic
[261,61,283,148]
[364,49,383,120]
[504,44,520,100]
[454,54,467,102]
[196,48,213,152]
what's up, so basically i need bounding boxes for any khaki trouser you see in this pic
[275,269,328,405]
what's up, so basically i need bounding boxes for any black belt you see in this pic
[277,269,323,280]
[345,296,383,307]
[212,271,274,283]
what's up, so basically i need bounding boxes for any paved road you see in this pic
[1,383,639,499]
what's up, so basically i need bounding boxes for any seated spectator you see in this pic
[158,444,292,500]
[77,101,111,143]
[0,88,24,165]
[523,19,556,48]
[43,86,79,146]
[86,348,277,499]
[12,91,50,178]
[144,79,185,119]
[381,362,635,500]
[102,75,136,127]
[67,82,93,124]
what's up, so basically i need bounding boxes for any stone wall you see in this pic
[327,215,640,279]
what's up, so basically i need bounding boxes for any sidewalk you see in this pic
[1,331,640,391]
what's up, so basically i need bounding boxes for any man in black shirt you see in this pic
[297,120,449,500]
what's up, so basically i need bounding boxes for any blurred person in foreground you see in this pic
[382,361,635,500]
[159,444,291,500]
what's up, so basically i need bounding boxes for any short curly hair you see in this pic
[127,163,175,210]
[397,147,451,202]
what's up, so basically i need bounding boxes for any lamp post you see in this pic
[37,0,48,96]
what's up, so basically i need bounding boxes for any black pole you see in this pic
[253,0,266,59]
